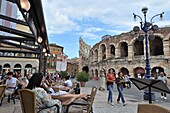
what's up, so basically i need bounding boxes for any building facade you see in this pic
[79,37,91,73]
[79,27,170,83]
[0,0,39,75]
[67,57,79,78]
[47,43,64,73]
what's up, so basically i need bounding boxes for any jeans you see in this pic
[117,86,125,103]
[107,85,113,102]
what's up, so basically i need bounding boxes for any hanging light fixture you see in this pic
[38,36,43,43]
[43,48,46,53]
[20,0,31,12]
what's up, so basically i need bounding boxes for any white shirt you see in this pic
[5,77,17,88]
[64,80,72,87]
[157,76,167,83]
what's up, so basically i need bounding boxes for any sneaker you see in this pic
[164,97,167,100]
[161,96,164,98]
[108,102,115,106]
[123,103,127,106]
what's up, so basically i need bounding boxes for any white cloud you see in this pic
[78,27,103,40]
[42,0,170,35]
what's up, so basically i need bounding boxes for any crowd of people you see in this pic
[0,70,86,113]
[106,68,168,107]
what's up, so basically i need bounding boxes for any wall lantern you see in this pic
[38,36,43,43]
[20,0,31,12]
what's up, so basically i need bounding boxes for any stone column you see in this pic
[128,45,133,61]
[163,40,170,59]
[115,47,120,58]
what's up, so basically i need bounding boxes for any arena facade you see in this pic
[79,27,170,83]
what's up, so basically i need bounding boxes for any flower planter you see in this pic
[80,82,86,87]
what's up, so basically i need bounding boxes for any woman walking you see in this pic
[115,72,127,106]
[106,69,115,106]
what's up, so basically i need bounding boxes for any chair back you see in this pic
[138,104,170,113]
[87,86,97,113]
[18,89,36,113]
[0,85,6,99]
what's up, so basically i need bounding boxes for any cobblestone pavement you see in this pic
[0,80,169,113]
[85,80,170,113]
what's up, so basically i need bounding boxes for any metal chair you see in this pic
[18,89,60,113]
[0,85,6,106]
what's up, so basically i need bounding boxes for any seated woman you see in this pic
[26,73,62,113]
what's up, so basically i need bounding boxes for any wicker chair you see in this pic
[18,89,60,113]
[0,85,6,106]
[138,104,170,113]
[66,86,97,113]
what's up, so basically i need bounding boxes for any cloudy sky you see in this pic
[42,0,170,59]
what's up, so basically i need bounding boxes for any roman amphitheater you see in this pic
[79,27,170,83]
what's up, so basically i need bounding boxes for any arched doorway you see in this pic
[110,45,115,56]
[133,39,144,55]
[25,64,32,76]
[100,44,106,60]
[3,63,10,72]
[95,69,98,80]
[0,65,2,74]
[119,42,128,57]
[134,67,145,78]
[107,68,116,73]
[150,36,163,56]
[14,64,22,73]
[91,69,94,78]
[151,66,164,79]
[82,66,89,73]
[120,67,129,75]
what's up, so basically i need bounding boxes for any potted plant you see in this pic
[76,71,89,87]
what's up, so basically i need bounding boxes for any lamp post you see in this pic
[133,7,164,102]
[133,7,164,78]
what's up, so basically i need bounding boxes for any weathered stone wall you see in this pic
[88,27,170,83]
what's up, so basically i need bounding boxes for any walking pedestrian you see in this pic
[157,72,168,100]
[106,69,115,106]
[116,72,127,106]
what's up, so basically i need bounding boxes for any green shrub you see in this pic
[61,71,68,79]
[76,71,89,82]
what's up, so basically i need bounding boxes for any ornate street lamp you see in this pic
[133,7,164,78]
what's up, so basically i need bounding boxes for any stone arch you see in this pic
[133,67,145,78]
[94,49,98,62]
[99,43,106,60]
[118,42,128,57]
[119,67,129,75]
[91,51,94,62]
[151,66,164,79]
[82,65,89,73]
[25,64,33,75]
[150,36,163,56]
[14,63,22,72]
[91,69,94,77]
[3,63,11,71]
[95,69,98,78]
[133,39,144,56]
[0,65,2,74]
[109,44,115,57]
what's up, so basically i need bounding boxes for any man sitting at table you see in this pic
[64,75,72,87]
[5,71,20,95]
